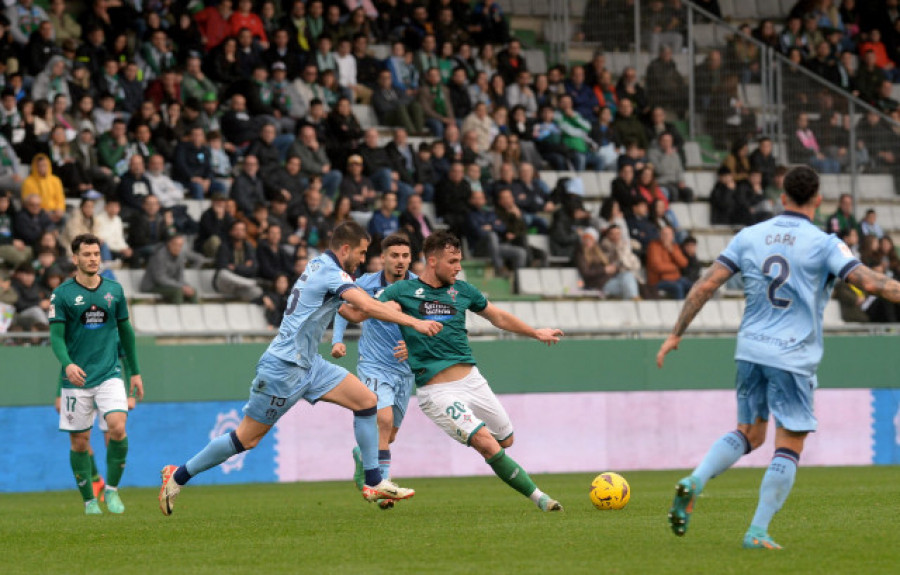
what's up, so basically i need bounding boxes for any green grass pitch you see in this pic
[2,467,898,574]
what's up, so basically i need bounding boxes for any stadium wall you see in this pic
[2,338,898,492]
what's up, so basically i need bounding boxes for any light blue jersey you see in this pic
[716,212,860,377]
[332,270,417,376]
[266,251,358,380]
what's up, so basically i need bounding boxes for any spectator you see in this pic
[611,163,641,217]
[290,124,342,198]
[324,96,364,168]
[722,139,752,182]
[496,38,528,86]
[256,224,293,282]
[860,209,884,239]
[195,192,234,258]
[856,49,887,104]
[461,101,497,154]
[858,29,900,82]
[555,94,601,171]
[262,273,290,328]
[548,179,593,261]
[532,104,568,170]
[97,119,130,176]
[648,132,693,202]
[418,67,455,138]
[71,128,114,198]
[694,50,724,111]
[246,122,283,174]
[10,262,49,332]
[339,154,376,211]
[372,68,425,134]
[21,153,65,226]
[231,155,267,218]
[749,137,777,188]
[116,155,153,217]
[32,55,70,104]
[470,0,510,46]
[645,45,687,118]
[47,0,80,47]
[466,188,526,277]
[611,98,648,151]
[565,65,599,123]
[0,190,32,266]
[494,187,539,267]
[434,161,471,240]
[825,193,858,235]
[626,198,659,258]
[128,194,173,265]
[264,155,308,205]
[680,236,702,282]
[615,66,650,118]
[60,198,105,257]
[576,226,640,299]
[145,153,186,213]
[24,19,56,78]
[647,226,692,299]
[788,112,841,174]
[641,0,683,55]
[94,197,132,263]
[140,233,204,304]
[0,132,25,195]
[195,0,234,51]
[399,193,433,262]
[214,220,263,302]
[367,191,399,241]
[447,66,474,123]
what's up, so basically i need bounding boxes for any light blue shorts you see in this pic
[243,352,349,425]
[735,360,818,432]
[358,364,415,428]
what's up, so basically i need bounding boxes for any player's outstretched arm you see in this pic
[477,303,564,345]
[117,319,144,400]
[657,262,733,368]
[845,265,900,302]
[342,288,443,336]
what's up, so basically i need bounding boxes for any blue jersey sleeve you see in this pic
[321,265,358,298]
[716,231,744,274]
[824,234,861,280]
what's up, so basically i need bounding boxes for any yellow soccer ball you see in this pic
[590,472,631,510]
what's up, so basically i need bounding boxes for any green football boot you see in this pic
[668,475,700,536]
[352,447,365,491]
[105,488,125,514]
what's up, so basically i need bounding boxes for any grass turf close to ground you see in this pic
[2,466,898,575]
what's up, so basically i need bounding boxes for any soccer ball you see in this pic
[590,472,630,510]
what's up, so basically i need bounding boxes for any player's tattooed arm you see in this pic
[846,265,900,302]
[672,262,733,337]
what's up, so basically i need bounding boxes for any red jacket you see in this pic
[229,12,268,43]
[647,239,688,285]
[195,6,231,50]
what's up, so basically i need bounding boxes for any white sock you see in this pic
[105,485,117,492]
[528,488,545,505]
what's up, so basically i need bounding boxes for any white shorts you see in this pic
[416,367,513,446]
[59,378,128,432]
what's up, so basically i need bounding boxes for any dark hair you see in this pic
[71,233,101,255]
[381,233,411,252]
[423,231,461,258]
[783,166,820,206]
[682,235,697,246]
[330,220,370,250]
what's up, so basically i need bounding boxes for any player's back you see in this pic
[266,252,357,368]
[718,212,859,376]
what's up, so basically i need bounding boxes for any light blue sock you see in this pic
[693,430,750,489]
[353,407,381,486]
[181,431,245,482]
[750,448,799,531]
[378,449,391,480]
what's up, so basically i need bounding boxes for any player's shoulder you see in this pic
[52,278,78,299]
[355,271,382,288]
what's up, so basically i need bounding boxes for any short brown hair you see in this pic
[381,233,411,253]
[330,220,370,250]
[71,233,101,254]
[422,231,461,258]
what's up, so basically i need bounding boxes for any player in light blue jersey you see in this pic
[331,234,417,508]
[158,222,443,515]
[656,166,900,549]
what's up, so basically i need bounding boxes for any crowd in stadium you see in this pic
[2,0,900,339]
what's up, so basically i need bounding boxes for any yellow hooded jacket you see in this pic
[21,153,65,214]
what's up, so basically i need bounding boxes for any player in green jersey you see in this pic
[49,234,144,515]
[54,345,137,502]
[343,231,565,511]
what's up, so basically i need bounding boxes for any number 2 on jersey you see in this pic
[763,255,792,308]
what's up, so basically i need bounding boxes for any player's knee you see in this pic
[744,429,766,451]
[498,434,514,449]
[70,434,90,451]
[469,427,500,459]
